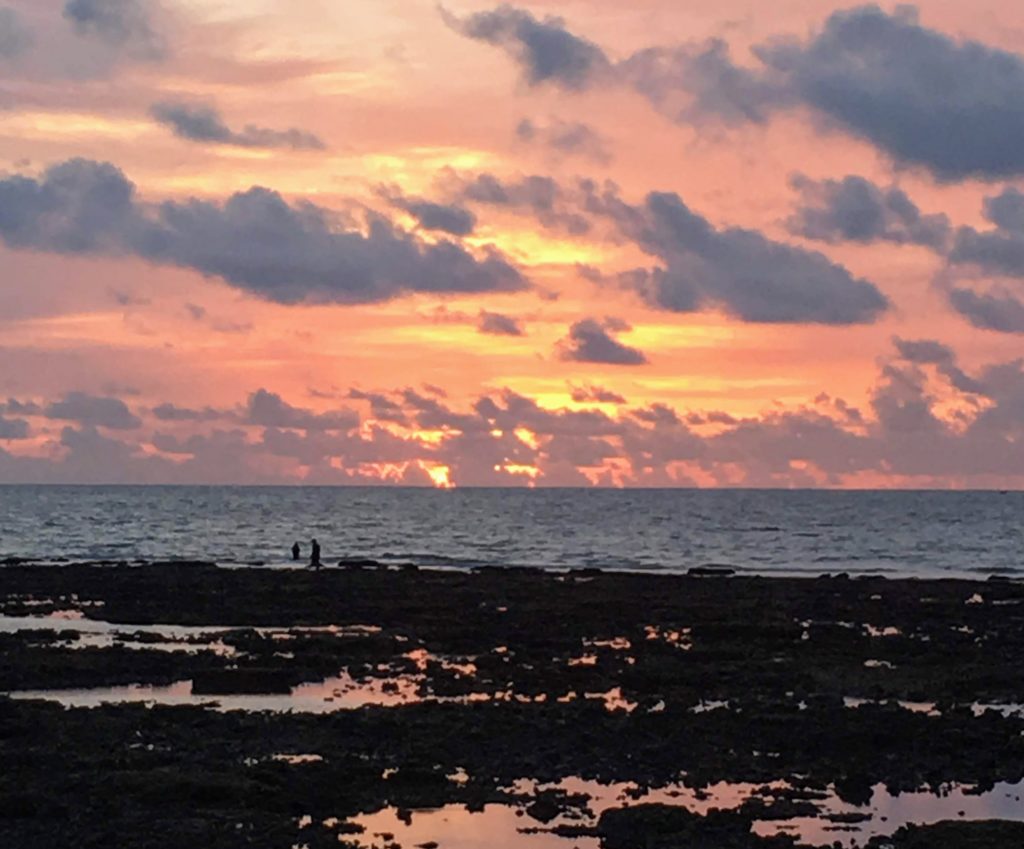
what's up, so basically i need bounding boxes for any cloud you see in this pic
[516,118,611,162]
[444,170,888,325]
[244,389,358,432]
[947,289,1024,334]
[0,7,32,58]
[151,403,223,422]
[892,337,954,365]
[752,5,1024,180]
[1,398,41,416]
[788,175,949,249]
[0,159,527,305]
[443,4,610,90]
[950,187,1024,277]
[477,310,524,336]
[380,187,476,236]
[183,302,252,334]
[557,318,648,365]
[0,158,136,254]
[0,416,29,439]
[44,391,142,430]
[151,101,326,151]
[622,38,788,126]
[63,0,164,59]
[454,172,591,235]
[10,338,1024,486]
[457,5,1024,180]
[348,390,409,425]
[608,190,889,324]
[571,385,627,404]
[892,336,985,393]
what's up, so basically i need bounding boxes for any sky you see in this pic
[2,0,1024,487]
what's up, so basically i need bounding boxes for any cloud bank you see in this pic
[0,159,527,305]
[452,4,1024,180]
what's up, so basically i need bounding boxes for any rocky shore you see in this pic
[3,561,1024,848]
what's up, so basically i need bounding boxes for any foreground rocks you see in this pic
[2,563,1024,847]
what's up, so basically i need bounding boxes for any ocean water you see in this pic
[0,485,1023,579]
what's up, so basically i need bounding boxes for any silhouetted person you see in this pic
[310,538,322,569]
[291,541,301,561]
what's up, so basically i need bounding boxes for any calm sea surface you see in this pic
[1,486,1022,579]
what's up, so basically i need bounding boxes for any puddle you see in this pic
[691,699,731,714]
[6,671,423,712]
[405,647,477,676]
[349,804,594,849]
[757,781,1024,847]
[844,697,939,716]
[324,777,1024,849]
[0,613,380,638]
[0,613,383,659]
[972,702,1024,718]
[644,625,692,650]
[864,625,902,637]
[272,754,324,765]
[584,637,631,651]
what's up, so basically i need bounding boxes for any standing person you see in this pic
[310,538,322,569]
[291,541,301,561]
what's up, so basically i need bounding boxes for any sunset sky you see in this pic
[3,0,1024,487]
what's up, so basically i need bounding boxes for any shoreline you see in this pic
[4,555,1023,583]
[4,562,1024,847]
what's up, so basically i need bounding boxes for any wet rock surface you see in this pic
[2,563,1024,847]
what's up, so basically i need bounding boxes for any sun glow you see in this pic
[426,465,454,489]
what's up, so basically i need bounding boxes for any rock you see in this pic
[191,669,295,695]
[688,566,736,577]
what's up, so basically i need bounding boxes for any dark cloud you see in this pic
[893,337,954,365]
[571,385,627,405]
[455,172,591,235]
[950,188,1024,277]
[458,5,1024,180]
[945,187,1024,332]
[348,389,408,425]
[45,392,142,430]
[0,159,527,305]
[10,336,1024,485]
[443,4,609,90]
[445,169,887,325]
[0,158,136,254]
[612,190,889,324]
[557,318,648,366]
[63,0,164,59]
[892,336,985,394]
[633,404,680,427]
[516,118,611,162]
[244,389,358,432]
[0,417,29,439]
[947,288,1024,334]
[380,187,476,236]
[477,310,524,336]
[151,403,224,422]
[753,6,1024,180]
[1,398,41,416]
[151,101,326,151]
[0,7,32,58]
[788,175,949,249]
[622,39,788,126]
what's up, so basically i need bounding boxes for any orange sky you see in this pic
[2,1,1024,487]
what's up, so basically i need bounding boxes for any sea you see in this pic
[1,485,1023,579]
